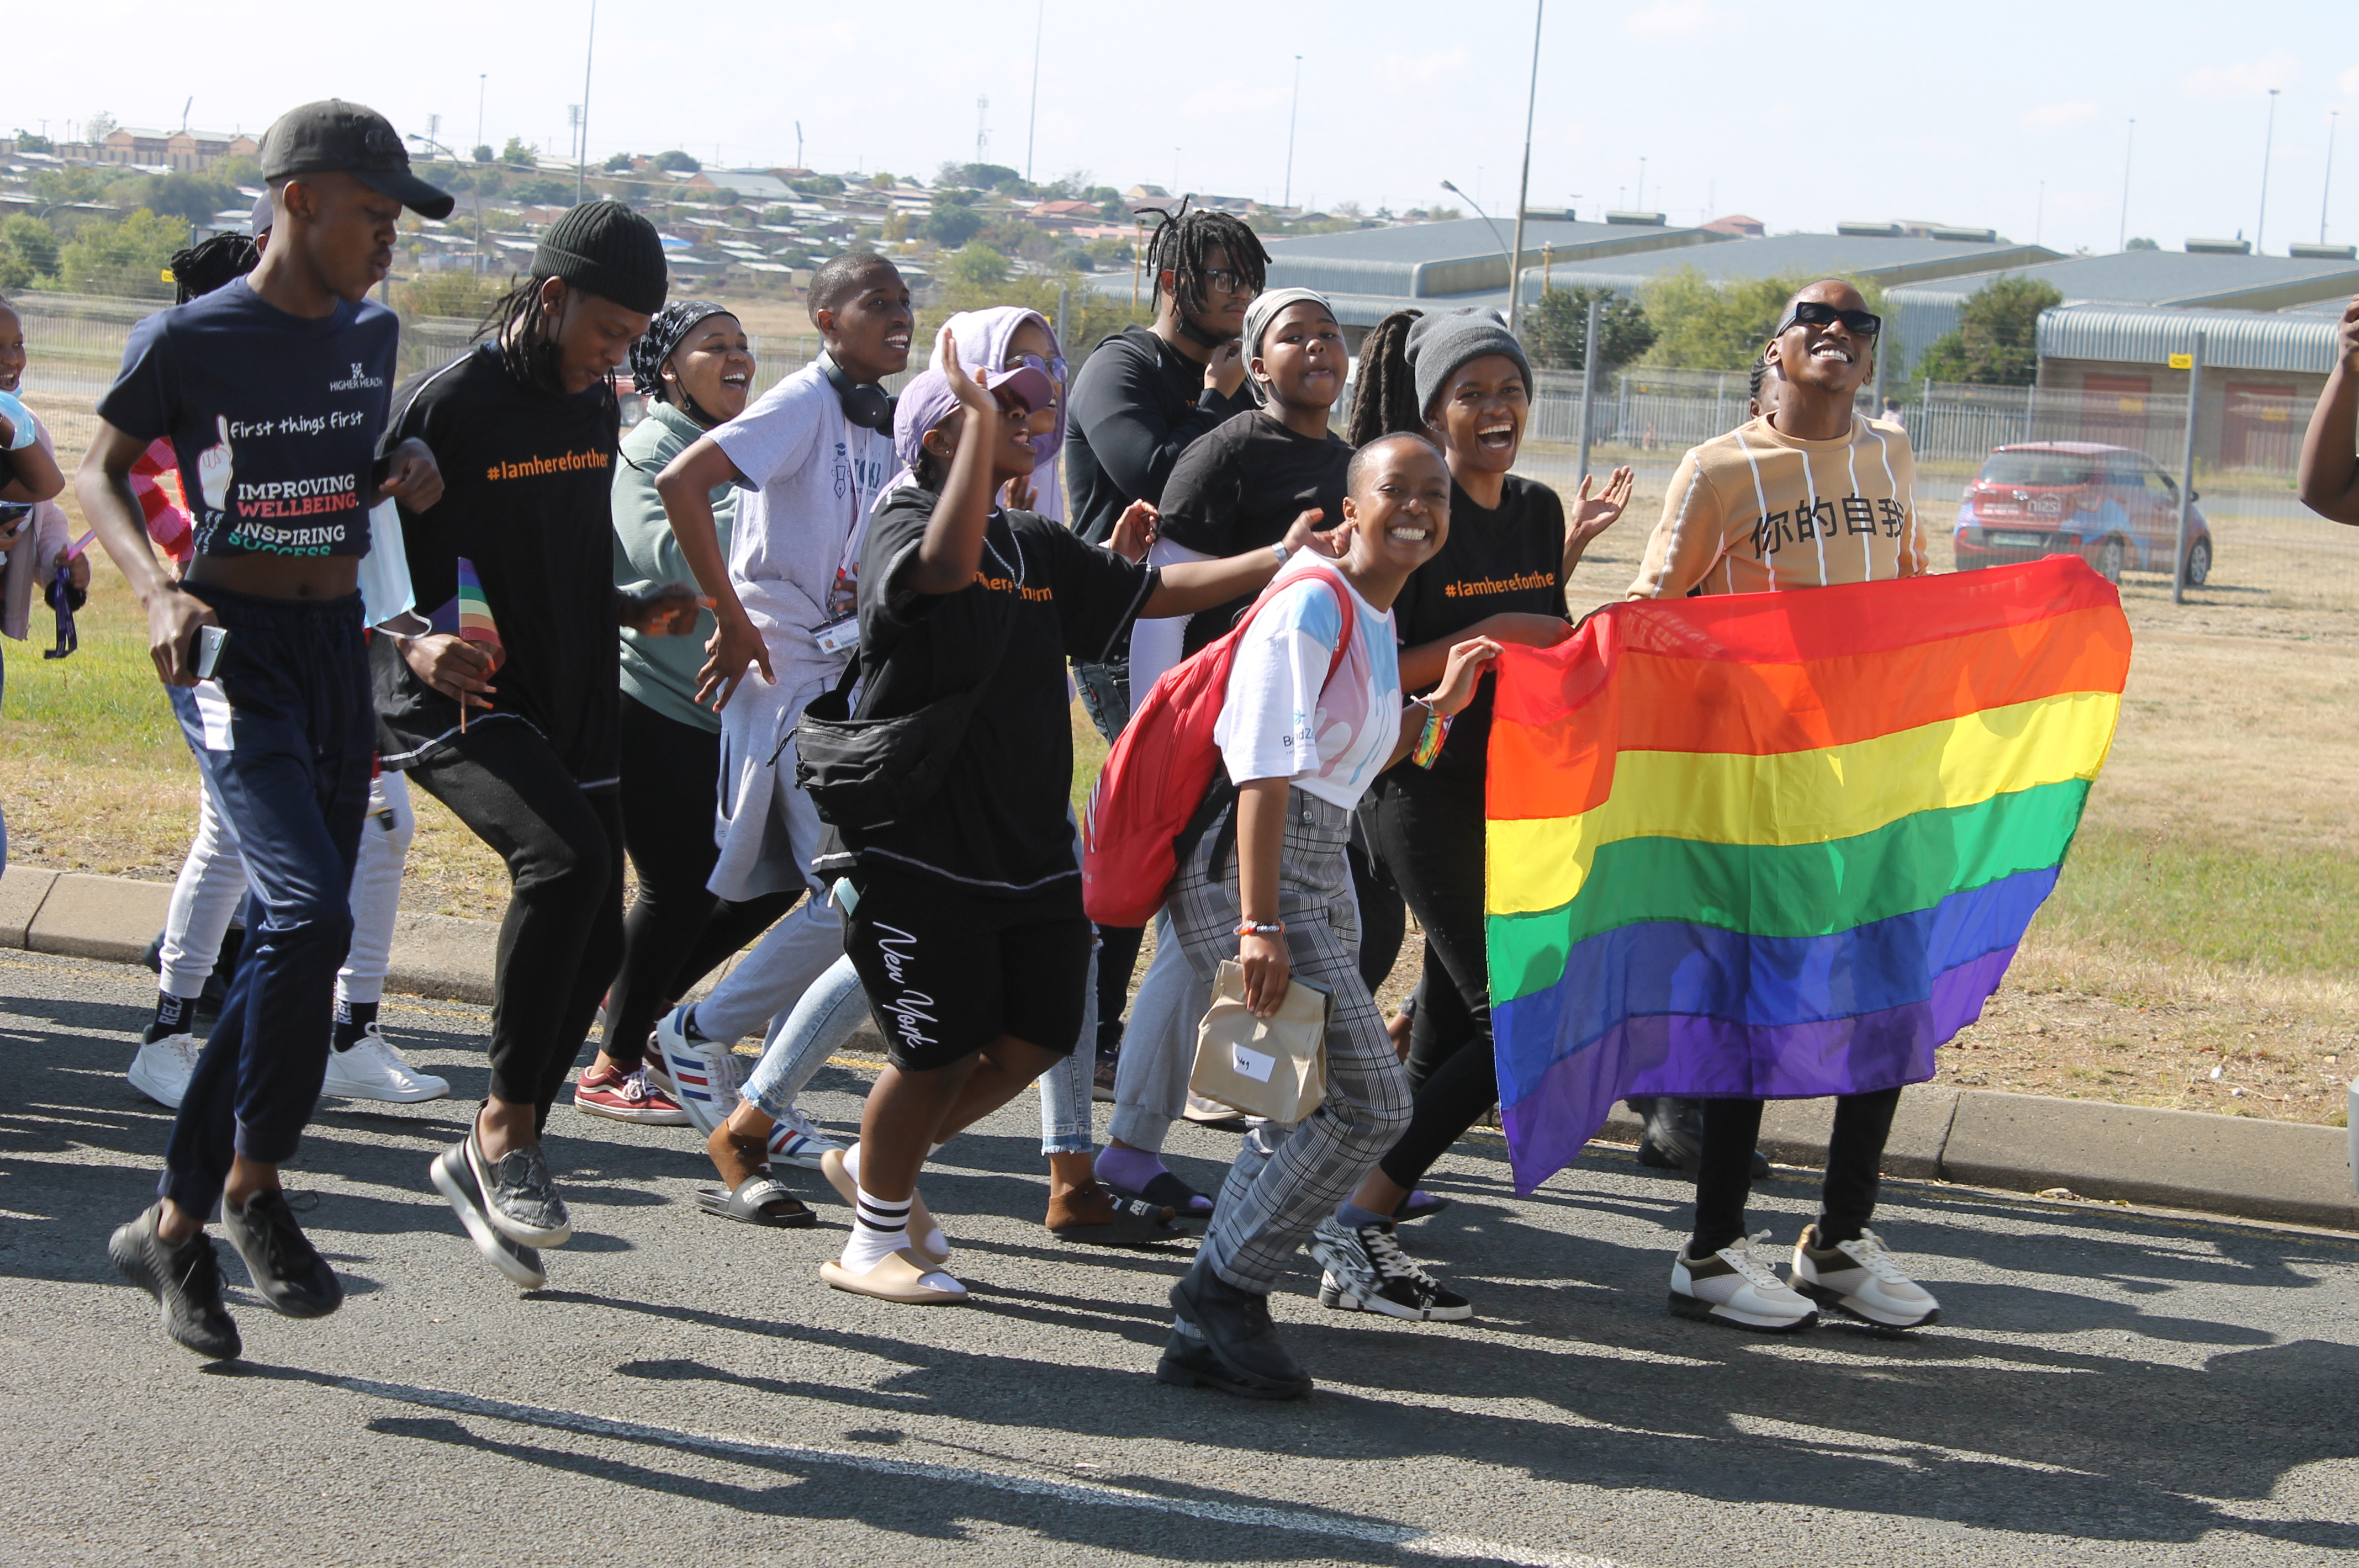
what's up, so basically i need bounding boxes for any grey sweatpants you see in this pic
[1170,786,1412,1292]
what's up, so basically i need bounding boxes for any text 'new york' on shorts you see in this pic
[843,864,1092,1072]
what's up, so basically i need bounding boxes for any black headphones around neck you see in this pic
[821,355,896,433]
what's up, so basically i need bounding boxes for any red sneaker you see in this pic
[572,1063,689,1126]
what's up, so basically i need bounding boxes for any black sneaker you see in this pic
[430,1141,551,1290]
[463,1133,572,1247]
[108,1203,241,1360]
[1163,1259,1311,1400]
[221,1190,344,1318]
[1309,1216,1473,1322]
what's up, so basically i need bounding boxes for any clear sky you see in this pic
[14,0,2356,256]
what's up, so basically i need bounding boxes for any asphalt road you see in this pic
[4,947,2357,1568]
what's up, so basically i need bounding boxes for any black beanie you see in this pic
[533,200,668,316]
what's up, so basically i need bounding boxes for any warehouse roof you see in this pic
[2035,304,2345,375]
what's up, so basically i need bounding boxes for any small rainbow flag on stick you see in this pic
[452,556,500,729]
[1484,556,2131,1193]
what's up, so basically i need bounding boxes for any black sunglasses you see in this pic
[1773,300,1882,338]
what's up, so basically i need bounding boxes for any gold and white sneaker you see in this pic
[1789,1225,1940,1331]
[1669,1231,1817,1332]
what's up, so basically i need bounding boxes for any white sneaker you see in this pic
[1790,1225,1940,1330]
[1669,1231,1817,1332]
[128,1033,202,1110]
[653,1005,745,1137]
[322,1024,452,1103]
[766,1103,845,1170]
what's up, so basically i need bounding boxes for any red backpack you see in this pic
[1081,563,1356,926]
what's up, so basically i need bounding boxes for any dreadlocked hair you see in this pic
[1747,353,1768,404]
[170,234,259,303]
[1345,309,1426,447]
[478,273,622,431]
[1136,198,1268,320]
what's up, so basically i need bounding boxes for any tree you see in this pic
[881,210,911,244]
[14,130,55,154]
[58,208,182,298]
[938,161,1022,193]
[943,242,1011,288]
[509,177,572,206]
[603,151,634,172]
[501,136,537,167]
[1,215,60,287]
[397,270,504,321]
[1913,275,2062,388]
[1638,266,1888,370]
[2125,236,2160,251]
[652,149,700,173]
[135,172,235,225]
[923,202,985,247]
[933,261,1150,350]
[471,143,494,163]
[1522,286,1655,371]
[791,174,844,196]
[86,111,119,144]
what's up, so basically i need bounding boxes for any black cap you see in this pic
[532,200,669,316]
[260,100,455,220]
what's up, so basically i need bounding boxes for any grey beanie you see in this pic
[1406,308,1532,416]
[533,200,669,316]
[1241,287,1336,406]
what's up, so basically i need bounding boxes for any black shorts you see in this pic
[844,865,1092,1072]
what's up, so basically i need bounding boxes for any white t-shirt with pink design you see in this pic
[1214,563,1401,812]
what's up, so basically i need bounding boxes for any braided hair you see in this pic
[169,234,260,303]
[1345,309,1425,446]
[477,274,623,433]
[1136,199,1268,323]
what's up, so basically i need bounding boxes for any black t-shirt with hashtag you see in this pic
[817,484,1158,899]
[1389,473,1567,776]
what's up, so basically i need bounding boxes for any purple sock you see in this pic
[1094,1146,1167,1192]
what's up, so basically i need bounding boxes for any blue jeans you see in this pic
[160,586,372,1217]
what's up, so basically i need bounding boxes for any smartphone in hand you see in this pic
[194,624,229,681]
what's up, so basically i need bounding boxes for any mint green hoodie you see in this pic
[614,400,734,732]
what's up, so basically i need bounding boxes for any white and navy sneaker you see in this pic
[652,1005,745,1137]
[128,1032,201,1110]
[1789,1225,1940,1331]
[322,1024,451,1103]
[1309,1215,1473,1322]
[1669,1232,1817,1332]
[766,1103,845,1170]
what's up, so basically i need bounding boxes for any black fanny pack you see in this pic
[791,632,1006,831]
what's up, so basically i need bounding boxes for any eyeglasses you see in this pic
[1009,351,1067,384]
[1199,267,1257,298]
[1773,300,1882,338]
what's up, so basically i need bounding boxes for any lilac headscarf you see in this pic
[927,306,1068,523]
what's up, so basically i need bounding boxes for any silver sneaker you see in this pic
[462,1133,572,1247]
[429,1141,549,1290]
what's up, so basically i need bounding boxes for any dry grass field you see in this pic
[7,465,2355,1126]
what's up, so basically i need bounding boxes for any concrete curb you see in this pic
[6,864,2352,1232]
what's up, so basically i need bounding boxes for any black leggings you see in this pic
[408,722,626,1124]
[606,696,798,1069]
[1361,767,1493,1190]
[1691,1088,1902,1254]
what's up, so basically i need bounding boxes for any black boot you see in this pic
[1638,1097,1770,1179]
[1160,1256,1311,1400]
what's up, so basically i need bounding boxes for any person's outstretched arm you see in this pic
[2298,298,2359,525]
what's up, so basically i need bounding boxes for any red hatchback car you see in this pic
[1953,441,2214,586]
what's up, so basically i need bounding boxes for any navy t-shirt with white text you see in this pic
[97,277,396,558]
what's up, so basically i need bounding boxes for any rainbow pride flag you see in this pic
[453,557,501,650]
[1484,556,2131,1193]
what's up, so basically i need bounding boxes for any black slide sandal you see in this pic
[1049,1186,1187,1247]
[1113,1172,1213,1225]
[696,1175,816,1228]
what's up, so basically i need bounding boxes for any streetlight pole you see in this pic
[2325,110,2340,245]
[1442,180,1512,282]
[1283,55,1303,210]
[1024,0,1043,183]
[576,0,597,204]
[2257,87,2279,253]
[2118,118,2134,252]
[476,75,486,159]
[1506,0,1543,336]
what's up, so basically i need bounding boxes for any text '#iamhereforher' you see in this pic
[485,449,612,481]
[1442,568,1557,598]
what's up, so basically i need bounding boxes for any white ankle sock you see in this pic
[841,1185,912,1273]
[845,1143,949,1257]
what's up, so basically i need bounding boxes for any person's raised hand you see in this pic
[621,582,706,636]
[197,415,234,513]
[1283,507,1345,560]
[52,543,92,594]
[400,632,499,712]
[2341,296,2359,375]
[939,327,998,421]
[1001,471,1038,512]
[1424,635,1503,717]
[696,606,774,711]
[1109,499,1159,563]
[1239,929,1292,1019]
[1205,339,1247,398]
[375,437,444,511]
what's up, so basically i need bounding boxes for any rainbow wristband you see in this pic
[1410,700,1452,769]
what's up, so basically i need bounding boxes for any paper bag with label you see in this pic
[1189,960,1330,1125]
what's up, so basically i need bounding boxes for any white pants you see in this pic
[160,769,414,1008]
[689,732,843,1045]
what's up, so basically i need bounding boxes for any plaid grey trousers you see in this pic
[1169,786,1413,1291]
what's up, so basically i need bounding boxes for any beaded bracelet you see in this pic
[1235,920,1286,938]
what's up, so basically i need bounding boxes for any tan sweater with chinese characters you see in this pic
[1626,414,1926,598]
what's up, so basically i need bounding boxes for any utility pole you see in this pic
[1506,0,1543,336]
[2325,110,2340,245]
[1283,55,1303,210]
[477,76,486,158]
[1576,296,1602,488]
[796,121,804,173]
[578,0,597,204]
[977,97,990,167]
[2035,179,2044,246]
[2257,87,2279,253]
[1024,0,1043,182]
[2173,332,2205,606]
[2118,118,2134,251]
